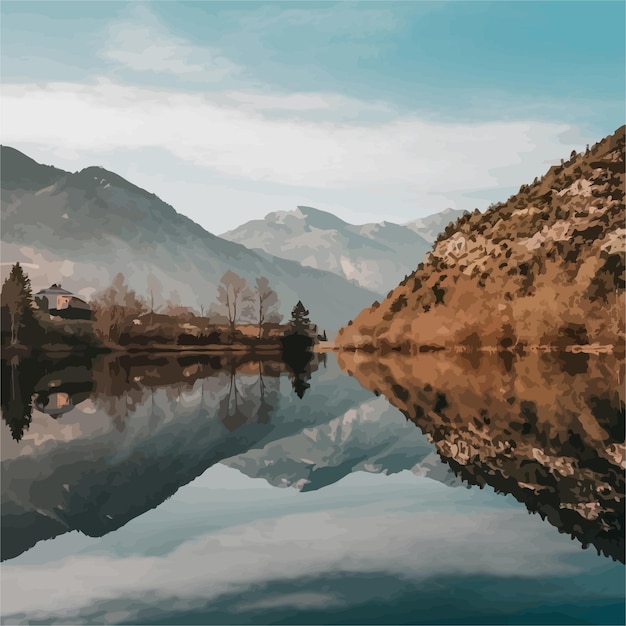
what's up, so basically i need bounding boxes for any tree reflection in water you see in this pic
[1,357,33,442]
[282,340,324,399]
[1,355,96,441]
[0,350,323,562]
[337,349,625,563]
[1,349,322,441]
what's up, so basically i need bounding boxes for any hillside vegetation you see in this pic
[337,126,625,352]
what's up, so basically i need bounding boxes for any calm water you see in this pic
[1,350,624,625]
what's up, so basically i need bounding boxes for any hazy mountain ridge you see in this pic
[222,205,455,293]
[337,126,625,349]
[0,147,379,331]
[404,208,468,242]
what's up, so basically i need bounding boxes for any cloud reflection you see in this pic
[2,467,595,625]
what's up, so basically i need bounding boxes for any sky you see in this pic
[1,0,624,233]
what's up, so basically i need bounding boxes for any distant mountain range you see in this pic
[1,147,381,331]
[222,206,466,293]
[0,147,467,329]
[404,208,468,242]
[337,126,625,349]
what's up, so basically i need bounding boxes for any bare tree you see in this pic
[216,271,249,334]
[255,277,281,338]
[240,286,257,325]
[91,273,147,343]
[146,272,162,324]
[206,303,229,325]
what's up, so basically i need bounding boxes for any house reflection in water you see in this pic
[35,391,74,419]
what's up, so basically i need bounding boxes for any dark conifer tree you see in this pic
[1,262,33,345]
[289,300,311,334]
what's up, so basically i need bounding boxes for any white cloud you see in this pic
[1,506,580,622]
[221,89,393,115]
[102,6,241,81]
[1,78,583,198]
[236,591,341,612]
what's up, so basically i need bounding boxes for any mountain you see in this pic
[404,207,468,242]
[221,206,439,294]
[336,126,625,350]
[0,147,378,331]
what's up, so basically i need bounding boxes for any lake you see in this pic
[1,350,624,625]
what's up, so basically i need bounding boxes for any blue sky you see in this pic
[2,1,624,231]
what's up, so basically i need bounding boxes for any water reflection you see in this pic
[337,349,625,563]
[1,358,33,442]
[283,343,320,399]
[4,348,623,568]
[2,349,624,626]
[34,366,94,419]
[1,355,97,440]
[3,351,395,562]
[1,351,320,439]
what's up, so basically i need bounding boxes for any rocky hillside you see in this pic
[221,206,441,293]
[0,147,378,331]
[337,126,625,351]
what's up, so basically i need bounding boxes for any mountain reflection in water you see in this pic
[337,349,625,563]
[2,348,624,571]
[0,350,323,561]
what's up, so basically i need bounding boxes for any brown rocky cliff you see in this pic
[336,126,625,351]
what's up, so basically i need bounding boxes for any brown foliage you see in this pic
[337,126,626,351]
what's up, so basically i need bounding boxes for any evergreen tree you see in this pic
[289,300,311,334]
[1,263,33,345]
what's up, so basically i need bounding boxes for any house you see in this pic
[35,284,91,320]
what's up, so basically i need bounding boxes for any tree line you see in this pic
[90,269,294,344]
[1,263,321,349]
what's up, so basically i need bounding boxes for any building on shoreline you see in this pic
[34,284,91,320]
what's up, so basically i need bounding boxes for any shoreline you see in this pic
[1,341,309,361]
[3,340,620,361]
[327,342,621,356]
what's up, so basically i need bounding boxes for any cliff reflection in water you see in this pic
[337,349,625,563]
[0,350,322,561]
